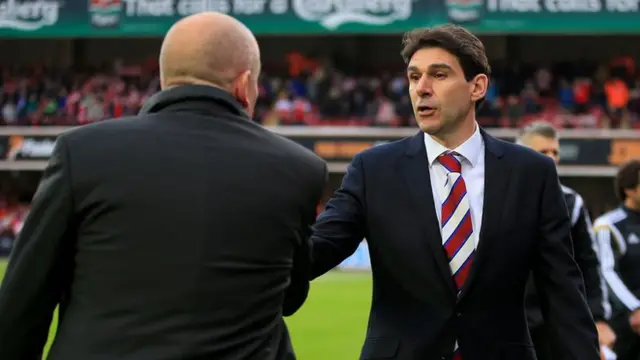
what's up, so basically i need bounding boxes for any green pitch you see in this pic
[0,260,372,359]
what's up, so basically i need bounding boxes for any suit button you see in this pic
[457,312,462,317]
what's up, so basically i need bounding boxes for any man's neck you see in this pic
[433,118,477,149]
[624,199,640,213]
[162,77,227,91]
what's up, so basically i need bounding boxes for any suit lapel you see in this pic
[458,130,511,301]
[400,133,456,297]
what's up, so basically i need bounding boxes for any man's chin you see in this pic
[417,121,444,136]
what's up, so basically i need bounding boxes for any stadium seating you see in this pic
[1,62,638,129]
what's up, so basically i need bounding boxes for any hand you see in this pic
[630,309,640,334]
[595,321,616,348]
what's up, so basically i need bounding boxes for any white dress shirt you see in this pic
[423,124,485,247]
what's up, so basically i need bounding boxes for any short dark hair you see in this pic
[615,159,640,201]
[401,24,491,109]
[401,24,491,81]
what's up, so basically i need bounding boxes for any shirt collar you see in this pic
[423,123,483,167]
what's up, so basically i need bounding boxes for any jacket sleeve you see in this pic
[282,161,328,316]
[310,153,368,280]
[594,220,640,315]
[0,136,75,359]
[570,194,605,321]
[532,159,600,360]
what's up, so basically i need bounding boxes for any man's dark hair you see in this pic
[401,24,491,109]
[615,159,640,201]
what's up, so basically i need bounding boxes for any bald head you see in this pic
[159,12,261,90]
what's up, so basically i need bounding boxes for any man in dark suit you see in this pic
[517,120,617,359]
[0,12,326,360]
[310,25,599,360]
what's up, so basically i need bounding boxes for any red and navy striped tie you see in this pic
[438,152,475,360]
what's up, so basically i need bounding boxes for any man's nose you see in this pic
[415,77,433,97]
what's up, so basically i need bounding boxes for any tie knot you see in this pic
[438,152,462,173]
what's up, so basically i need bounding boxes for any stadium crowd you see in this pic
[0,195,28,257]
[0,172,46,256]
[0,57,639,129]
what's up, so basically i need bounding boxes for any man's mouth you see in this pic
[417,105,436,115]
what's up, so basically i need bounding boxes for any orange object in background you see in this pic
[286,52,319,77]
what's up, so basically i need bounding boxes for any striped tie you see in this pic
[438,152,475,360]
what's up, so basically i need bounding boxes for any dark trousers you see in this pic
[611,312,640,360]
[530,325,552,360]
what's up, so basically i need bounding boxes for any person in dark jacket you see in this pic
[594,159,640,360]
[309,26,599,360]
[516,120,616,359]
[0,12,327,360]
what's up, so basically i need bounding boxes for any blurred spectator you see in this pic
[558,78,574,112]
[629,79,640,127]
[0,193,29,257]
[274,91,293,124]
[573,78,591,114]
[372,96,396,127]
[534,66,553,98]
[604,75,629,128]
[506,95,523,126]
[522,81,542,114]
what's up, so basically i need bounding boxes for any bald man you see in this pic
[0,12,327,360]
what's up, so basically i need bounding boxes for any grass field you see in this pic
[0,260,372,359]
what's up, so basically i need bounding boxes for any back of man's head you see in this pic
[159,12,261,117]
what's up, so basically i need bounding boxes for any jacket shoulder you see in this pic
[561,184,577,196]
[501,138,557,171]
[356,135,414,163]
[594,208,627,229]
[264,129,326,173]
[58,116,146,143]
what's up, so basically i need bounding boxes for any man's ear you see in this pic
[470,73,488,103]
[232,69,252,108]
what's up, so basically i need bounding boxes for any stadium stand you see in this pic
[1,56,639,129]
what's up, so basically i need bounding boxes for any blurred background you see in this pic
[0,0,638,358]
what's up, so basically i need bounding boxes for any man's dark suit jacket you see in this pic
[525,186,605,329]
[310,129,600,360]
[0,85,327,360]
